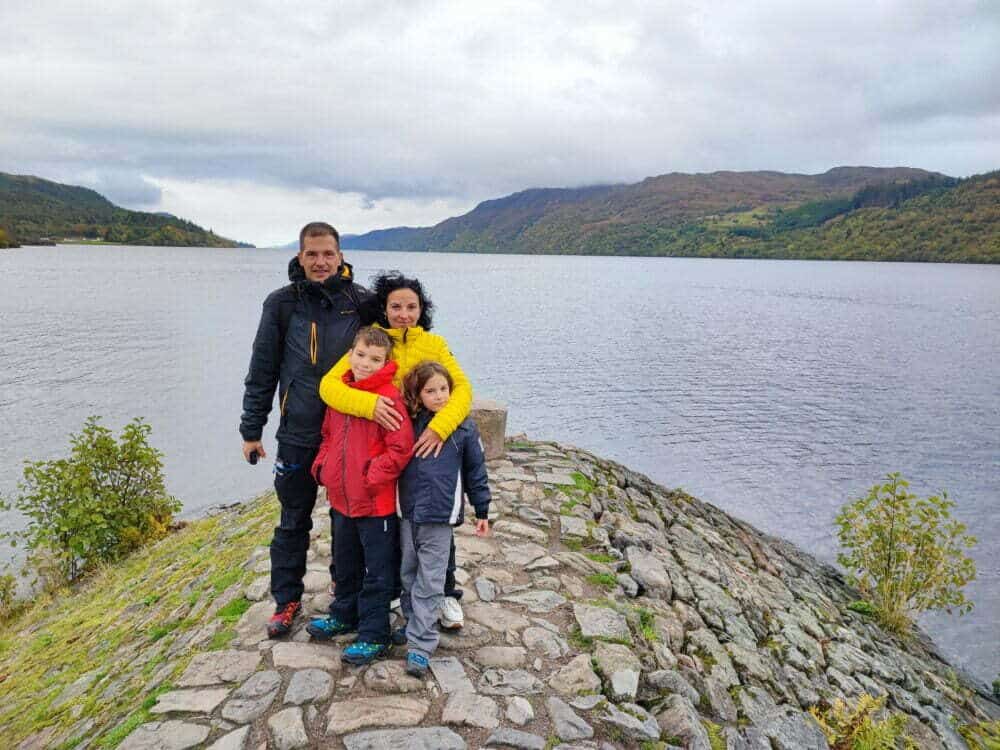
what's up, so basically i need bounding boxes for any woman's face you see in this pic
[385,288,421,329]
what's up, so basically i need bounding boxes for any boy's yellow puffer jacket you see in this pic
[318,325,472,440]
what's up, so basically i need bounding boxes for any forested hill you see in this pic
[342,166,1000,263]
[0,173,252,248]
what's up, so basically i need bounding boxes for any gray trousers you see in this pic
[399,519,453,659]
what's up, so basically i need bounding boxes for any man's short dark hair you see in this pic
[299,222,341,251]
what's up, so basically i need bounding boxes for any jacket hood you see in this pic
[287,256,356,290]
[342,360,399,392]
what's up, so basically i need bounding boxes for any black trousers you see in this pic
[328,509,398,644]
[269,443,331,607]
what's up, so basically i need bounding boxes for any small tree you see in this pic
[835,473,977,634]
[0,417,180,585]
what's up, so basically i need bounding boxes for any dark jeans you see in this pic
[328,509,398,645]
[269,443,330,607]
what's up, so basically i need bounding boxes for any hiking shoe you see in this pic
[391,626,408,646]
[342,640,389,665]
[406,651,429,677]
[306,616,355,641]
[439,596,464,630]
[267,601,301,639]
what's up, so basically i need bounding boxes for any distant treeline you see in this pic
[0,173,251,248]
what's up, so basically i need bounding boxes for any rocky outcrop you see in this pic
[4,438,997,749]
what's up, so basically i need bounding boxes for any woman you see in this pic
[319,271,473,628]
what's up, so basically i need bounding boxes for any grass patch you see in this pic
[640,742,669,750]
[585,552,616,564]
[563,538,583,552]
[586,573,617,590]
[210,568,243,595]
[208,628,237,651]
[959,720,1000,749]
[0,492,278,748]
[702,720,726,750]
[637,607,659,643]
[570,471,595,493]
[568,626,594,651]
[847,600,877,617]
[216,597,252,624]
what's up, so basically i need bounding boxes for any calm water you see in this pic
[1,245,997,681]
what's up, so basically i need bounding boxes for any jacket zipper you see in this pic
[341,416,351,516]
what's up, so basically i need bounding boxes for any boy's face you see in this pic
[349,341,389,381]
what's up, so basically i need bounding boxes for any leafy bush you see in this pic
[809,693,914,749]
[834,473,977,634]
[0,417,179,585]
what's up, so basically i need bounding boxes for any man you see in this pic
[240,221,372,638]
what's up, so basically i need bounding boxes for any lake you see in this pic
[0,244,997,682]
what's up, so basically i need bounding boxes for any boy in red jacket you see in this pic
[307,326,414,664]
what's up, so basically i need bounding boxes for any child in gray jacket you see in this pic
[397,360,491,677]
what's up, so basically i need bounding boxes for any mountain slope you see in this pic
[0,173,251,248]
[343,166,1000,263]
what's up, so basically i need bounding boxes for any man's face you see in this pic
[348,341,389,381]
[298,234,342,283]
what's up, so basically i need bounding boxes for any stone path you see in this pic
[55,439,1000,749]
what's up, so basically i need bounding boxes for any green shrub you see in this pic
[834,473,977,634]
[959,720,1000,750]
[809,693,915,749]
[0,417,180,585]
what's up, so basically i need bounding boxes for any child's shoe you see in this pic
[406,651,429,678]
[342,641,389,665]
[306,616,355,641]
[391,626,408,646]
[266,601,301,639]
[439,596,464,630]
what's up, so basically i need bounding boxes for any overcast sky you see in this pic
[3,1,998,246]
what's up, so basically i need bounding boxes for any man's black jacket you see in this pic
[240,257,373,449]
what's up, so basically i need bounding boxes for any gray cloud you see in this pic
[2,0,998,242]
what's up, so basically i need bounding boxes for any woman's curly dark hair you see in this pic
[367,271,435,330]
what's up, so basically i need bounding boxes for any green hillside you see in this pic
[0,173,251,248]
[344,167,1000,263]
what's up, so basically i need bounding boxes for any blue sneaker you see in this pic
[306,616,355,641]
[342,640,389,665]
[406,651,429,678]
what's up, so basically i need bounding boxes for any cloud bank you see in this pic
[3,0,998,245]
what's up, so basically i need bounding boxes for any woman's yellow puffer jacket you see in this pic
[318,325,472,440]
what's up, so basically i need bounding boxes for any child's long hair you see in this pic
[403,360,453,417]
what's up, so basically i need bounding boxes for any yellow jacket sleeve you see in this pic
[427,337,473,440]
[318,351,378,419]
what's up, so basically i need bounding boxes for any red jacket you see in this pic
[311,361,414,517]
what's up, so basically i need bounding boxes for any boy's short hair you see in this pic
[352,326,393,358]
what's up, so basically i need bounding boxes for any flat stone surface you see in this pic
[268,707,309,750]
[646,669,700,705]
[478,668,545,695]
[501,590,567,613]
[284,668,333,705]
[506,695,535,725]
[625,547,673,599]
[118,720,211,750]
[341,727,466,750]
[177,651,262,687]
[493,520,549,543]
[363,660,425,693]
[549,654,602,695]
[327,696,430,734]
[437,620,493,650]
[572,603,631,643]
[560,515,590,539]
[501,542,548,566]
[221,670,281,723]
[474,578,498,602]
[465,603,531,632]
[429,656,474,694]
[442,691,501,729]
[547,696,594,741]
[598,702,660,741]
[271,642,341,671]
[569,695,604,710]
[233,601,274,645]
[206,726,250,750]
[593,642,641,702]
[151,687,230,715]
[484,728,547,749]
[756,706,829,750]
[655,694,712,750]
[475,646,528,668]
[522,626,570,657]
